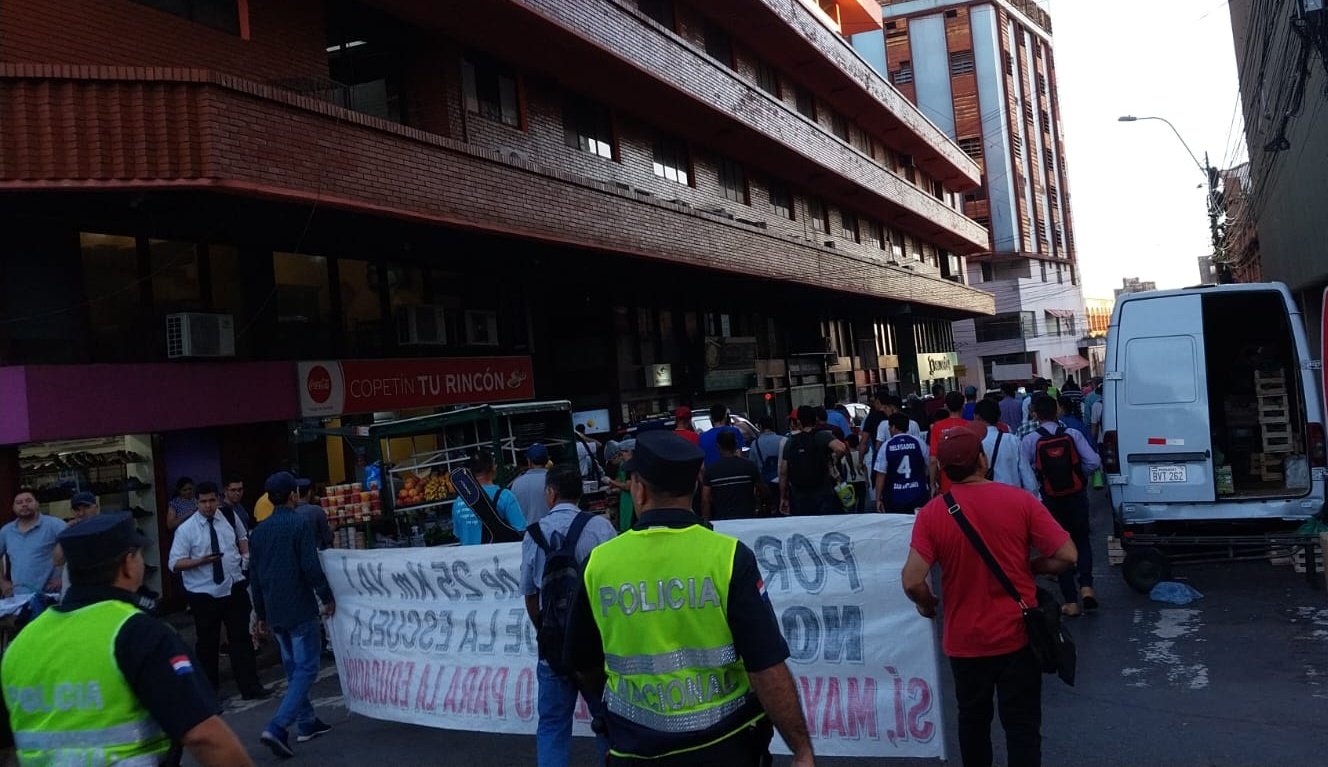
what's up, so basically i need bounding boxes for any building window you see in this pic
[770,184,794,220]
[840,211,860,242]
[652,134,690,184]
[974,215,991,228]
[794,86,816,120]
[1040,261,1048,282]
[830,111,849,141]
[975,312,1036,342]
[339,260,385,356]
[274,252,332,357]
[132,0,240,35]
[980,262,994,282]
[1004,52,1014,76]
[957,137,983,160]
[755,59,780,96]
[1012,133,1023,160]
[638,0,675,29]
[949,50,975,76]
[964,185,987,202]
[462,55,520,128]
[564,96,614,159]
[1057,262,1065,284]
[809,197,829,234]
[865,220,883,248]
[704,21,732,66]
[718,157,748,204]
[1037,73,1048,95]
[1070,264,1078,285]
[891,62,914,85]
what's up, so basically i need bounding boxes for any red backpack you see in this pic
[1035,426,1085,497]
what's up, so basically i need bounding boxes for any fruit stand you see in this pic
[305,400,585,547]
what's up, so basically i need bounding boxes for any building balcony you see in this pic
[0,65,995,315]
[366,0,987,254]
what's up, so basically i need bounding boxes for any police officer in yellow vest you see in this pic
[0,512,253,767]
[568,430,815,766]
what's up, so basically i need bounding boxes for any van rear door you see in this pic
[1115,293,1216,504]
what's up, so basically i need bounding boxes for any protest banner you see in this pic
[322,514,945,760]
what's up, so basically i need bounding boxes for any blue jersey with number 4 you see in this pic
[884,435,928,510]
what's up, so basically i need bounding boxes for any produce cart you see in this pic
[305,400,602,547]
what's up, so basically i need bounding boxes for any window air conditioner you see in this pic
[396,305,448,346]
[166,313,236,359]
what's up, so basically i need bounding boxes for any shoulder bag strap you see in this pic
[986,433,1004,480]
[564,512,593,552]
[942,492,1028,610]
[526,521,551,553]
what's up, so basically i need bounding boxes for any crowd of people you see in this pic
[0,375,1104,766]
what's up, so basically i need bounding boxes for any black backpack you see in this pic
[752,437,780,484]
[786,431,829,490]
[1034,426,1085,497]
[526,513,594,676]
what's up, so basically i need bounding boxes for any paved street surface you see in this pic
[194,491,1328,766]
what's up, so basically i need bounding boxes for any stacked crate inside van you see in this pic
[1251,369,1291,483]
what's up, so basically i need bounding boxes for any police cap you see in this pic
[623,429,703,496]
[58,511,152,570]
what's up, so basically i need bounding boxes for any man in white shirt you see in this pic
[169,481,269,699]
[974,399,1039,494]
[874,394,923,447]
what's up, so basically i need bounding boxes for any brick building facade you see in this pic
[0,0,994,541]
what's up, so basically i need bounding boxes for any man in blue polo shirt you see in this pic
[699,403,746,468]
[0,488,65,596]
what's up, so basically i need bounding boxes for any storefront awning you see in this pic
[1051,355,1091,372]
[1045,309,1075,319]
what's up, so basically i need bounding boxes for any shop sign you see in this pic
[704,370,756,391]
[297,357,535,417]
[645,364,672,388]
[704,337,758,370]
[916,352,958,380]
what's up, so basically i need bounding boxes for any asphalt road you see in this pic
[196,490,1328,766]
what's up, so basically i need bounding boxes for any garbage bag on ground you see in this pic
[1149,581,1204,605]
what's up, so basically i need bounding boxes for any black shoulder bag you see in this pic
[984,432,1004,481]
[943,492,1076,686]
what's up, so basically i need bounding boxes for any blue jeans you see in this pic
[269,618,322,735]
[536,661,607,767]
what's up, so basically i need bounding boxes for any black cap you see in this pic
[623,430,703,496]
[265,471,311,498]
[70,491,97,508]
[58,511,151,571]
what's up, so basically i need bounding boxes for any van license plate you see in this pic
[1149,465,1187,484]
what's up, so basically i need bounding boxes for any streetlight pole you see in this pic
[1118,115,1228,282]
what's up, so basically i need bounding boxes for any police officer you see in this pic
[568,430,815,766]
[0,512,253,767]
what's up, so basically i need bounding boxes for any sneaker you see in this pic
[261,729,294,759]
[297,719,333,743]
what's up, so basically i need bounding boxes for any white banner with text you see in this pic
[321,514,945,760]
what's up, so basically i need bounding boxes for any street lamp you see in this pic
[1118,114,1227,279]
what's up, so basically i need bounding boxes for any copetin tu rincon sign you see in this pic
[297,357,535,417]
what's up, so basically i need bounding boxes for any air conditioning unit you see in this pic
[166,313,235,359]
[396,305,448,346]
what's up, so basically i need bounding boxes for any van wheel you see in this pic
[1122,548,1170,594]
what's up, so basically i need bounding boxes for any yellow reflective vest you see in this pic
[2,600,171,766]
[583,522,763,757]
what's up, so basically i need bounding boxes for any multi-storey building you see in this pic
[0,0,994,578]
[1228,0,1327,345]
[855,0,1087,389]
[1115,277,1158,299]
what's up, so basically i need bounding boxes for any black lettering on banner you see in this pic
[782,605,819,662]
[408,561,438,600]
[820,606,864,664]
[357,562,389,597]
[754,535,788,591]
[819,532,862,593]
[502,608,535,655]
[787,534,825,594]
[432,562,463,600]
[339,556,363,597]
[393,570,420,601]
[459,610,479,653]
[453,562,484,601]
[478,611,499,654]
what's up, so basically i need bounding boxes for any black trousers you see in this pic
[607,719,773,767]
[1043,492,1094,602]
[949,647,1042,767]
[187,581,262,694]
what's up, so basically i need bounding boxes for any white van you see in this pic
[1103,282,1325,527]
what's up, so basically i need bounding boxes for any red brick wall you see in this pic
[0,0,327,82]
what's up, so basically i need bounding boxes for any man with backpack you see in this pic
[780,405,848,517]
[748,416,785,515]
[521,465,616,767]
[1021,395,1101,617]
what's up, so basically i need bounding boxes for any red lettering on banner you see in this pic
[795,675,893,743]
[845,677,878,739]
[489,667,509,719]
[333,357,535,415]
[821,677,845,737]
[515,667,535,722]
[906,678,935,742]
[798,676,825,733]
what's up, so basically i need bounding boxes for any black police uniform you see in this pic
[0,513,221,755]
[567,431,791,765]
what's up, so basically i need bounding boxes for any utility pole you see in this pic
[1204,152,1233,283]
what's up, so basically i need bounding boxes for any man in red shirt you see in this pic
[902,422,1076,767]
[928,391,971,496]
[673,406,701,445]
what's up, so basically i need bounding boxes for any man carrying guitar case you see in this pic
[449,451,526,545]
